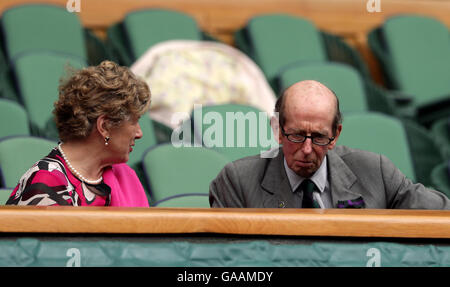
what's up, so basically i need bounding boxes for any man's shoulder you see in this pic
[332,145,381,161]
[217,148,282,182]
[230,148,281,169]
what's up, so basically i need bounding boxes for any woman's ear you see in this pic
[96,115,110,139]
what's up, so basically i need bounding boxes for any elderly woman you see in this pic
[6,61,151,207]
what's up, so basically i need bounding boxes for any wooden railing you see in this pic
[1,0,449,84]
[1,206,449,238]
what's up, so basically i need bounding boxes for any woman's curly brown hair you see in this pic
[54,60,151,142]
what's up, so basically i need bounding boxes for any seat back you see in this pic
[142,144,229,203]
[246,14,326,84]
[1,4,86,61]
[124,9,202,60]
[0,188,12,205]
[430,161,450,198]
[279,62,368,113]
[12,51,86,136]
[0,99,30,138]
[191,104,278,162]
[383,15,450,105]
[338,112,416,181]
[0,136,57,188]
[431,117,450,159]
[153,193,210,208]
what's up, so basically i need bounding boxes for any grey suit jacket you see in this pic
[209,146,450,209]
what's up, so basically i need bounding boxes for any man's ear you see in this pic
[270,116,282,144]
[96,115,110,139]
[328,124,342,150]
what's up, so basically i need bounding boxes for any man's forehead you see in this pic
[285,80,334,99]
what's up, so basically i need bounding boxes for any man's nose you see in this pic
[300,138,313,154]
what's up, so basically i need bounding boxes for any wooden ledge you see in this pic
[0,206,449,238]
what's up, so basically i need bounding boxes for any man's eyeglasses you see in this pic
[281,126,335,146]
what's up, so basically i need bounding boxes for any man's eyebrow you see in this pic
[286,128,328,136]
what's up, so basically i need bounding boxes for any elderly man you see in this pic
[209,80,449,209]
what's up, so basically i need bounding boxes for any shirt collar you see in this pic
[284,156,328,193]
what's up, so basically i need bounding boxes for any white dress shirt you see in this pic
[284,156,333,208]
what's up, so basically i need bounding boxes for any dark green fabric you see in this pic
[105,23,135,66]
[321,32,371,81]
[402,119,444,187]
[83,29,113,65]
[1,237,450,267]
[297,179,319,208]
[431,117,450,159]
[431,161,450,198]
[0,136,57,188]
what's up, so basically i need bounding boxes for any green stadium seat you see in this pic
[338,112,416,181]
[430,161,450,198]
[0,4,110,103]
[246,14,325,86]
[107,9,208,66]
[368,14,450,125]
[153,193,210,208]
[235,13,370,93]
[190,103,278,162]
[279,63,368,113]
[142,144,229,204]
[431,117,450,159]
[278,62,398,115]
[12,51,86,137]
[0,188,12,205]
[1,4,86,61]
[0,98,30,138]
[0,136,57,188]
[0,3,109,64]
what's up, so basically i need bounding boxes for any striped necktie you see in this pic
[298,179,320,208]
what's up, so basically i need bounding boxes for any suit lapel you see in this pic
[260,148,297,208]
[259,148,366,208]
[327,149,365,208]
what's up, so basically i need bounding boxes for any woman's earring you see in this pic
[104,136,110,146]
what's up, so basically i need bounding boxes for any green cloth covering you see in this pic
[1,237,449,267]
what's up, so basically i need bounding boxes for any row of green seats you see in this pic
[0,110,448,206]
